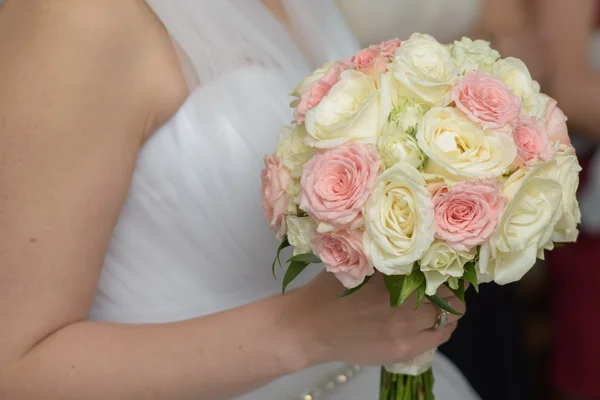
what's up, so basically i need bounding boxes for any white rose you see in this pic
[286,216,317,256]
[378,71,400,129]
[479,162,563,284]
[524,92,551,119]
[305,70,380,149]
[378,120,426,170]
[285,180,301,212]
[389,33,460,105]
[538,155,582,243]
[276,125,315,178]
[388,99,425,132]
[378,71,427,129]
[478,244,538,285]
[420,240,476,295]
[363,163,436,275]
[291,61,336,99]
[492,58,535,98]
[492,57,544,116]
[417,107,517,181]
[451,37,501,74]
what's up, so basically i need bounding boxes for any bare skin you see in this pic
[475,0,600,141]
[0,1,464,400]
[472,0,548,85]
[535,0,600,140]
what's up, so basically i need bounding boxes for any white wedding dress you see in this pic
[87,1,481,399]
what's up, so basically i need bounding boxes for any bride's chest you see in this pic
[137,67,299,220]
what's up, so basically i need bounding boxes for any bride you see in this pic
[0,1,480,399]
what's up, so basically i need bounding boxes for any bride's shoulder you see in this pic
[0,0,188,137]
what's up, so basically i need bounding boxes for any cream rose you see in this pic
[538,155,582,243]
[417,107,517,181]
[420,240,476,295]
[276,125,315,178]
[285,180,301,207]
[450,37,501,74]
[377,70,409,132]
[389,33,460,105]
[304,70,380,148]
[387,99,425,133]
[286,216,317,256]
[492,57,545,116]
[479,162,564,284]
[378,120,426,170]
[363,163,436,275]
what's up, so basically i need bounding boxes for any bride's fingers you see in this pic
[401,322,458,361]
[406,302,463,332]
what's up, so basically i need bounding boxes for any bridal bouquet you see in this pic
[261,33,581,399]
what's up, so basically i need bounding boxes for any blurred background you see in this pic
[336,0,600,399]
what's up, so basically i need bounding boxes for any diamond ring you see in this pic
[433,307,449,330]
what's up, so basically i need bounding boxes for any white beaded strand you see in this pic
[289,364,363,400]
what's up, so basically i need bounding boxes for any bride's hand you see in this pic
[287,271,465,367]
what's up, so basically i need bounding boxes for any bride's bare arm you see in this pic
[0,2,462,399]
[0,2,306,399]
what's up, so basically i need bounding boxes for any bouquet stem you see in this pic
[379,368,434,400]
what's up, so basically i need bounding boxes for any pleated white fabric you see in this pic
[88,1,480,399]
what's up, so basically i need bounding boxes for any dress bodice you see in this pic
[90,0,359,324]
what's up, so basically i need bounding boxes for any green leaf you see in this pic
[415,281,426,310]
[282,261,309,294]
[462,261,479,293]
[384,267,425,309]
[337,275,372,297]
[446,279,466,302]
[287,253,322,264]
[553,243,565,248]
[384,274,405,309]
[426,294,462,316]
[399,269,425,305]
[271,237,290,279]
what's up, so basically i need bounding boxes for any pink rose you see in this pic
[433,180,505,251]
[513,115,556,165]
[294,63,347,124]
[544,96,574,153]
[299,143,380,230]
[453,71,522,130]
[427,181,447,198]
[340,56,354,66]
[378,38,402,57]
[261,154,292,238]
[312,229,374,289]
[351,47,388,75]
